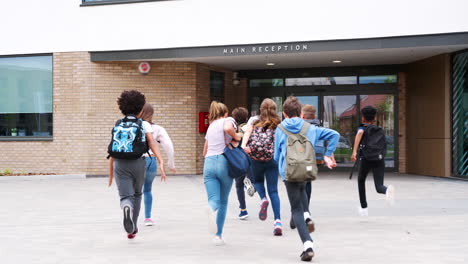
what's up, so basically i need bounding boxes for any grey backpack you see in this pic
[278,122,317,182]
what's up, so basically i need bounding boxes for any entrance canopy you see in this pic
[90,32,468,70]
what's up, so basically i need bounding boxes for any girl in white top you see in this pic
[139,103,176,226]
[203,101,242,245]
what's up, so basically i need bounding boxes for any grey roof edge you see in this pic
[90,31,468,62]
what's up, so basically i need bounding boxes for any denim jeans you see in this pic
[203,154,233,236]
[235,175,246,210]
[143,157,157,219]
[284,181,312,243]
[251,159,281,220]
[234,165,254,210]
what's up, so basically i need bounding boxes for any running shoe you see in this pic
[238,210,249,220]
[273,220,283,236]
[127,228,138,239]
[243,177,256,197]
[259,199,269,221]
[123,205,135,234]
[212,235,225,246]
[144,218,154,226]
[300,248,314,262]
[386,185,395,206]
[358,206,369,216]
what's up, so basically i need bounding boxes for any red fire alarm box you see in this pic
[199,112,209,133]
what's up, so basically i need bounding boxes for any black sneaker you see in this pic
[306,219,315,233]
[123,205,135,234]
[300,248,314,262]
[290,217,296,229]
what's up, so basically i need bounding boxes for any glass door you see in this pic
[295,95,319,121]
[323,95,358,167]
[292,94,396,169]
[359,94,395,168]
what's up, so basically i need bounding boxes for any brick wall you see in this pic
[1,52,207,175]
[0,52,249,176]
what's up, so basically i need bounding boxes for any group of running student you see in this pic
[108,90,395,262]
[203,96,395,261]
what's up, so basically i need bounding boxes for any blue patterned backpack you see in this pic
[107,115,149,159]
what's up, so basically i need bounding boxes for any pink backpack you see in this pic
[247,127,275,161]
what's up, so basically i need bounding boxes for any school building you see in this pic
[0,0,467,178]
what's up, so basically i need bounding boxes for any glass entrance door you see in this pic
[359,94,395,167]
[289,93,396,169]
[323,95,357,167]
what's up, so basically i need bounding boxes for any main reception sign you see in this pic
[222,44,309,55]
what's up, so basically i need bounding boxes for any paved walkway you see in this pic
[1,173,467,264]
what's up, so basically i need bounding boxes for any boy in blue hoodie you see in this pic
[274,96,339,262]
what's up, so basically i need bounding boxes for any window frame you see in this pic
[0,53,54,141]
[81,0,169,7]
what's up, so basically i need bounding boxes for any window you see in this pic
[210,71,225,103]
[285,76,357,86]
[249,79,283,88]
[452,51,468,177]
[359,75,397,84]
[0,55,53,138]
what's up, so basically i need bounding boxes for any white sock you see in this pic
[303,240,314,251]
[303,212,311,221]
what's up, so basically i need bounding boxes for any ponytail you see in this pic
[208,101,228,123]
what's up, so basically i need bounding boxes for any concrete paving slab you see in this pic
[0,173,467,264]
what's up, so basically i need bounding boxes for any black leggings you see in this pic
[358,159,387,208]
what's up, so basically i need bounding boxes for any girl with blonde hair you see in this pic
[203,101,242,245]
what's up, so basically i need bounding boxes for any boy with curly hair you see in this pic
[108,90,167,239]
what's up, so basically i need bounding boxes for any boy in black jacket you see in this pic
[351,106,394,216]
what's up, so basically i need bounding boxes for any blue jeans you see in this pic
[235,165,254,210]
[251,159,281,220]
[143,157,157,219]
[203,155,233,236]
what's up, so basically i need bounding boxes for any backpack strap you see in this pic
[278,124,292,136]
[299,122,311,136]
[278,122,310,136]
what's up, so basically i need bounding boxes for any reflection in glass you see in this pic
[286,77,331,86]
[286,76,357,86]
[332,76,357,85]
[0,55,53,137]
[360,95,395,167]
[296,96,319,113]
[250,79,283,88]
[250,96,283,119]
[359,75,397,84]
[323,96,357,167]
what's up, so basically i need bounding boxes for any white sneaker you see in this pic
[358,207,368,216]
[386,185,395,206]
[207,207,217,234]
[144,218,154,226]
[212,235,225,246]
[243,177,256,197]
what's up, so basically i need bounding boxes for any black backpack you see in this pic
[107,115,149,160]
[359,125,387,161]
